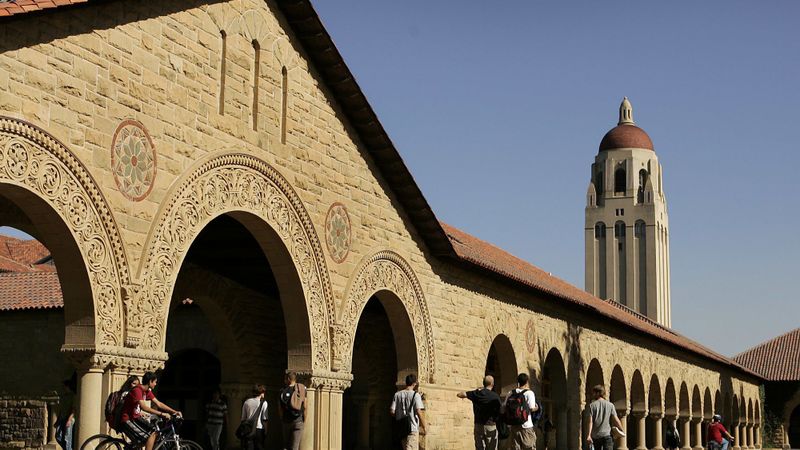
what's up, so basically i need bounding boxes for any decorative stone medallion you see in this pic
[325,202,351,264]
[111,120,156,201]
[525,319,536,353]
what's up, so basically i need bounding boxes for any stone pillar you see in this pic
[76,362,104,446]
[45,398,59,450]
[692,419,703,450]
[681,417,692,450]
[633,412,647,450]
[616,410,629,450]
[557,408,568,450]
[732,423,741,450]
[754,424,760,449]
[298,370,352,450]
[747,423,754,449]
[221,383,251,450]
[652,414,664,450]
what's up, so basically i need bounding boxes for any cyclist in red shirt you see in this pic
[707,414,734,450]
[120,372,182,450]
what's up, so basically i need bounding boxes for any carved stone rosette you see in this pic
[0,116,128,347]
[334,251,435,383]
[136,153,334,369]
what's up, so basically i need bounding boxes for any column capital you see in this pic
[295,369,353,391]
[617,408,630,418]
[631,411,648,419]
[650,412,665,420]
[62,345,168,373]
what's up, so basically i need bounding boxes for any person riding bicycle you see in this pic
[119,371,182,450]
[707,414,734,450]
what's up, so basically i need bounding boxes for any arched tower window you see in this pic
[595,170,604,194]
[614,167,626,194]
[615,221,627,305]
[595,223,606,239]
[595,222,607,299]
[635,220,647,313]
[637,169,649,204]
[281,66,288,144]
[251,40,261,131]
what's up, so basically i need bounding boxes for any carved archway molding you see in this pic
[134,152,334,370]
[333,250,435,383]
[0,116,128,348]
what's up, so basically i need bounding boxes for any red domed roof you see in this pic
[599,124,654,152]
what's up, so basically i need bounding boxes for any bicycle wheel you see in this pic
[79,434,124,450]
[154,438,203,450]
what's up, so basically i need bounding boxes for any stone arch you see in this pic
[631,370,646,413]
[610,365,628,414]
[649,374,663,415]
[585,358,605,404]
[692,385,702,419]
[542,348,568,450]
[486,334,518,395]
[715,389,722,418]
[335,250,435,383]
[748,399,754,425]
[679,382,690,418]
[0,116,127,348]
[704,387,713,419]
[665,378,677,418]
[755,399,760,425]
[136,153,334,371]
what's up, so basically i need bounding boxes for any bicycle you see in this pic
[80,415,202,450]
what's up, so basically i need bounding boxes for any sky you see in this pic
[309,0,800,357]
[2,1,798,357]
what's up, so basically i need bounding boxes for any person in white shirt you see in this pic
[241,384,268,450]
[503,373,539,450]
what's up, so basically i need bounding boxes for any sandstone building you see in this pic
[585,98,671,327]
[0,1,762,449]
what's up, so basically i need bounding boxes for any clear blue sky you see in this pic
[2,1,798,357]
[309,0,800,357]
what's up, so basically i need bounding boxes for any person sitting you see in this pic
[119,371,182,450]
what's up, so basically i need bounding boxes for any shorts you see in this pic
[122,417,156,445]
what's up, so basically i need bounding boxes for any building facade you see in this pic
[0,1,761,449]
[585,98,672,327]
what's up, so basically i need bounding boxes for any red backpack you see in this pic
[104,390,129,432]
[503,389,531,426]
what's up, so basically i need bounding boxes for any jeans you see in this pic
[593,434,614,450]
[721,439,730,450]
[282,418,304,450]
[474,424,498,450]
[206,423,223,450]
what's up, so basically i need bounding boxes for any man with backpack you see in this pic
[279,372,307,450]
[390,373,426,450]
[585,385,624,450]
[457,375,502,450]
[503,373,539,450]
[119,372,182,450]
[240,384,268,450]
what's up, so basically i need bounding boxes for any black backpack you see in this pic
[503,390,531,426]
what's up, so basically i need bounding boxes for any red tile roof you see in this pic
[0,0,86,17]
[733,328,800,381]
[0,271,63,311]
[441,222,759,378]
[0,235,50,267]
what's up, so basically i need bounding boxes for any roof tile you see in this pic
[733,328,800,381]
[0,271,63,311]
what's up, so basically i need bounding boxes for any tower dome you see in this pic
[599,97,654,152]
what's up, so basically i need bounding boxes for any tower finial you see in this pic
[618,97,635,125]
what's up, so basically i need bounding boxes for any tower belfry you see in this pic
[585,98,672,327]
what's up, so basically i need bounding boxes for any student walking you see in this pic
[205,389,227,450]
[280,372,307,450]
[457,375,502,450]
[585,385,624,450]
[240,385,268,450]
[391,374,427,450]
[503,373,539,450]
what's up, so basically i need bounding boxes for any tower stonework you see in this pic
[585,98,672,327]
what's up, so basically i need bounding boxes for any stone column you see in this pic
[732,423,741,450]
[557,408,568,450]
[633,411,648,450]
[221,383,251,450]
[76,361,104,446]
[652,413,664,450]
[681,417,692,450]
[747,423,754,449]
[692,418,703,450]
[616,410,629,450]
[45,398,59,450]
[298,370,352,450]
[754,423,760,449]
